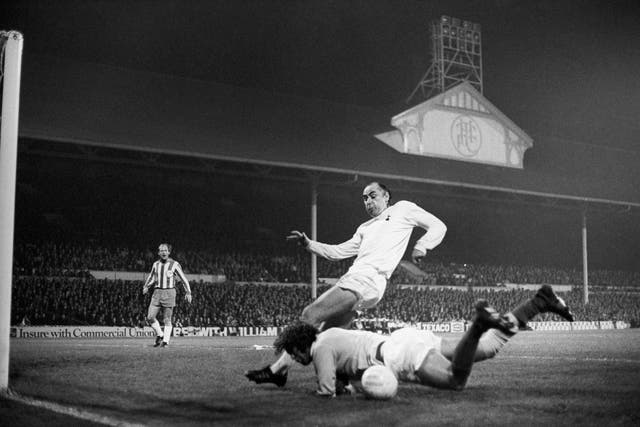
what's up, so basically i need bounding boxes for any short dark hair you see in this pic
[369,181,392,201]
[274,322,319,354]
[158,243,172,252]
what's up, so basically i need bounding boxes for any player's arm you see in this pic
[312,345,339,397]
[288,230,362,261]
[174,263,192,303]
[142,264,157,294]
[404,202,447,263]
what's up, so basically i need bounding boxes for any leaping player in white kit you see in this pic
[246,182,448,386]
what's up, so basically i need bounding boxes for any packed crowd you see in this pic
[420,262,580,287]
[11,241,640,328]
[11,277,640,328]
[371,285,640,325]
[13,242,640,288]
[10,277,311,328]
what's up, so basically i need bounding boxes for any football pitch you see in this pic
[2,329,640,426]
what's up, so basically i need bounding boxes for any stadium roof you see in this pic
[17,54,640,209]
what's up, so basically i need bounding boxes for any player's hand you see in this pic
[287,230,310,248]
[185,293,192,304]
[411,248,426,264]
[142,287,148,295]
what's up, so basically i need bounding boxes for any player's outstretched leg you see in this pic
[536,284,575,321]
[416,300,513,390]
[442,287,573,364]
[441,307,516,363]
[245,364,288,387]
[450,300,513,386]
[511,284,574,329]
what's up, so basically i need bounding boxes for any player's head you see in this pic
[158,243,172,260]
[274,322,318,366]
[362,182,391,218]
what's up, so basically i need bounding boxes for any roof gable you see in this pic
[377,82,533,168]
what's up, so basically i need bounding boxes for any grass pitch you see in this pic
[2,329,640,426]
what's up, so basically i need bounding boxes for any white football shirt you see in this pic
[311,327,386,396]
[307,200,447,279]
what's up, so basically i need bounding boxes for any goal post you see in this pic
[0,30,23,391]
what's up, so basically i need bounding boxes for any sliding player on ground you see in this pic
[271,285,574,397]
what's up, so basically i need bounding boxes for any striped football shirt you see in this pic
[144,258,191,292]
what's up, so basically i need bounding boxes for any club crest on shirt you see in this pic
[166,270,174,278]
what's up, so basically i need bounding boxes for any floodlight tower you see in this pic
[408,16,483,103]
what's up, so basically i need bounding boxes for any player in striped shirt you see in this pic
[142,243,192,347]
[246,181,447,386]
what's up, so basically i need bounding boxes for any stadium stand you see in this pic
[11,273,640,328]
[13,241,640,287]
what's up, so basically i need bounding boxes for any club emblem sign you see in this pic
[451,115,481,157]
[375,83,532,168]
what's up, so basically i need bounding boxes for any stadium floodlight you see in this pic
[408,16,483,104]
[0,30,23,391]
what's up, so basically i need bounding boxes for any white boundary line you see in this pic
[20,342,270,350]
[1,389,145,427]
[500,355,640,364]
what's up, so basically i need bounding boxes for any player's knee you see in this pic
[300,306,320,327]
[146,315,155,324]
[415,370,466,391]
[475,341,500,362]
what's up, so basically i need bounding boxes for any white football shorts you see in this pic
[381,328,443,383]
[336,272,386,310]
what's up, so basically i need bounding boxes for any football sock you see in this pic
[150,319,163,337]
[474,328,511,362]
[511,296,545,328]
[163,325,173,343]
[450,321,483,381]
[270,351,293,375]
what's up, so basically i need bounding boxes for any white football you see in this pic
[361,365,398,400]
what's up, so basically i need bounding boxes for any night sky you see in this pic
[2,0,639,150]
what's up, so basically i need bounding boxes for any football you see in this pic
[361,365,398,400]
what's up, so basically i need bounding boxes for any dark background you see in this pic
[3,0,638,147]
[2,0,639,271]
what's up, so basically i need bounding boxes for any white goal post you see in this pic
[0,30,23,391]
